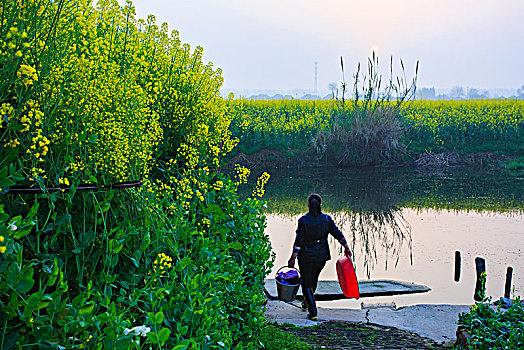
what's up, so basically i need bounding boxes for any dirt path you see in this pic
[278,321,447,349]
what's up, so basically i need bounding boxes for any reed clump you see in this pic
[312,54,418,166]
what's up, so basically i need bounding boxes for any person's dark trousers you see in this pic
[298,258,326,317]
[303,287,316,317]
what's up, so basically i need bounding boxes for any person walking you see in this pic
[287,194,351,321]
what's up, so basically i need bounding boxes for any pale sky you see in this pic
[124,0,524,92]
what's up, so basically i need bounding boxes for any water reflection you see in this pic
[247,167,524,216]
[323,168,415,278]
[333,208,413,279]
[237,166,524,279]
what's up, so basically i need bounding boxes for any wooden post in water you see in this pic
[474,257,486,302]
[454,251,461,282]
[504,267,513,299]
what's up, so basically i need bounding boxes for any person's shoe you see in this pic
[307,314,318,321]
[301,300,307,311]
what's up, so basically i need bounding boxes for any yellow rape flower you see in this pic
[253,172,270,198]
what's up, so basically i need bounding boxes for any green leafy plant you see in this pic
[0,0,274,348]
[457,298,524,349]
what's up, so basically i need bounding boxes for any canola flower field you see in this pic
[227,99,524,157]
[0,0,272,349]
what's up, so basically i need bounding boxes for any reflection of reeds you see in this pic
[332,207,412,279]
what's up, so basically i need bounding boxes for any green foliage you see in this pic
[1,164,273,349]
[457,299,524,349]
[503,161,524,170]
[259,324,314,350]
[135,166,274,349]
[0,0,273,348]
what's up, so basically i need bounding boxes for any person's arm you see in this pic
[288,218,304,267]
[341,241,352,258]
[328,216,352,258]
[288,250,299,268]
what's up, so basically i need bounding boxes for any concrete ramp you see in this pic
[264,279,430,301]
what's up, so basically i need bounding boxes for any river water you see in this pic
[255,167,524,307]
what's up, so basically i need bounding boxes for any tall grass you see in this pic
[312,54,419,165]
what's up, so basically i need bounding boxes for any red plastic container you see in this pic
[336,254,359,299]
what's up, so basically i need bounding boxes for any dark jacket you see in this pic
[293,213,346,262]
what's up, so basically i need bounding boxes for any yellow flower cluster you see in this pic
[0,0,181,186]
[253,172,270,198]
[141,116,238,214]
[17,64,38,86]
[26,133,50,161]
[228,99,334,149]
[201,217,211,229]
[153,253,173,277]
[0,103,14,124]
[0,0,246,249]
[0,234,6,254]
[234,164,250,185]
[79,334,94,349]
[211,180,223,191]
[2,104,18,147]
[2,24,31,62]
[173,176,205,209]
[29,166,45,182]
[3,139,19,148]
[43,42,163,182]
[21,106,44,132]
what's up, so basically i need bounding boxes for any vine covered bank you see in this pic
[0,0,273,348]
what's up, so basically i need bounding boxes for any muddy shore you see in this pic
[225,149,515,171]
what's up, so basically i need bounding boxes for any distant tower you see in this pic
[314,61,318,94]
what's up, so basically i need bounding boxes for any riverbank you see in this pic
[226,148,517,171]
[265,300,470,347]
